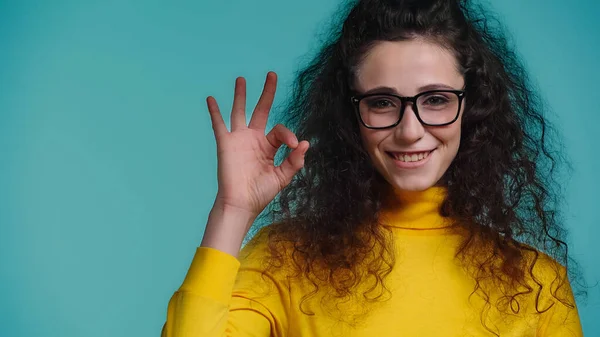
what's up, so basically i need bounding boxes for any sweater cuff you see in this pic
[179,247,241,304]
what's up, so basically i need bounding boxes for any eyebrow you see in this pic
[360,83,459,95]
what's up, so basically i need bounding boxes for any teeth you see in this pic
[392,151,431,162]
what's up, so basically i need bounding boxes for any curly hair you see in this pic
[251,0,585,333]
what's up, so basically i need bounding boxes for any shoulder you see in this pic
[521,247,575,310]
[522,246,568,281]
[237,224,298,274]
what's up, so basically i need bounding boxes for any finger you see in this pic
[276,140,309,184]
[249,71,277,130]
[265,124,298,150]
[206,96,227,138]
[231,77,247,131]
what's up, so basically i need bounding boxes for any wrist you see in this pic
[211,199,258,223]
[200,202,257,258]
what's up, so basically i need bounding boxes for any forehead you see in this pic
[354,39,464,95]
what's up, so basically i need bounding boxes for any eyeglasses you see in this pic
[350,90,466,129]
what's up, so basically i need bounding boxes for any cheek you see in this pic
[359,128,388,166]
[432,124,461,150]
[359,128,379,152]
[445,127,462,165]
[449,125,461,147]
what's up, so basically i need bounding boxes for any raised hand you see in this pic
[201,72,309,253]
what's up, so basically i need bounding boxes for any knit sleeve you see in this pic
[161,232,290,337]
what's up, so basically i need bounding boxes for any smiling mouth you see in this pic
[386,150,434,163]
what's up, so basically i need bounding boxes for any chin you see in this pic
[388,177,438,192]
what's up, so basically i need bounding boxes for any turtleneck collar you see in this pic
[379,186,456,230]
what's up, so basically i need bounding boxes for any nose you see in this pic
[394,103,425,143]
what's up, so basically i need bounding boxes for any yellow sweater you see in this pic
[162,187,583,336]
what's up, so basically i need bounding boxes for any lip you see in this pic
[386,149,436,154]
[386,149,435,169]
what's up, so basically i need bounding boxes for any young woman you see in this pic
[162,0,583,335]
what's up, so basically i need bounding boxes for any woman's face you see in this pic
[354,39,465,192]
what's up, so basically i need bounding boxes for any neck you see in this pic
[379,186,455,230]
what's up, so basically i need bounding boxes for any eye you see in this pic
[422,95,450,106]
[364,96,398,109]
[372,99,393,108]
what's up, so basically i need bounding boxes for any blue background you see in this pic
[1,0,598,336]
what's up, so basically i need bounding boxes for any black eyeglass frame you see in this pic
[350,89,466,129]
